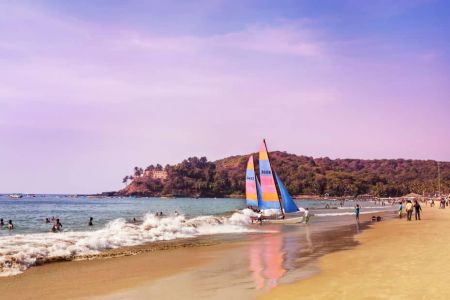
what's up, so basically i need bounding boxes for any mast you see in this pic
[263,139,285,218]
[438,161,441,197]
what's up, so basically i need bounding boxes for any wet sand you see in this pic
[0,238,225,300]
[264,206,450,299]
[0,212,391,300]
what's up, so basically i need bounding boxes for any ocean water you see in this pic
[0,195,395,277]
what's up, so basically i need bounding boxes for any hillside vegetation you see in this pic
[116,151,449,198]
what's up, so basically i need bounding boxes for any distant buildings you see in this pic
[144,170,168,180]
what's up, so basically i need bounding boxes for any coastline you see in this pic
[0,210,393,300]
[0,239,227,300]
[263,206,450,299]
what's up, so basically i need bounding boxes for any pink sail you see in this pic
[258,140,280,209]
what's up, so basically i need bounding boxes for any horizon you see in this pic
[1,1,449,194]
[2,148,447,194]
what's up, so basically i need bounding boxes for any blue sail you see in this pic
[275,173,299,213]
[256,176,263,209]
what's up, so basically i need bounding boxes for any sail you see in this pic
[245,156,258,207]
[256,176,263,208]
[259,140,280,209]
[275,173,299,213]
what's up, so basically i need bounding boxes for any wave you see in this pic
[315,210,393,217]
[336,206,394,210]
[0,209,259,277]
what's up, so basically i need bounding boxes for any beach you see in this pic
[264,206,450,299]
[3,201,450,299]
[0,202,393,300]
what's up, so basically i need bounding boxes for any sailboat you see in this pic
[246,140,304,224]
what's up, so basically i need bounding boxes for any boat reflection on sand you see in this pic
[248,230,315,291]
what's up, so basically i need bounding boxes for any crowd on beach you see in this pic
[397,197,450,221]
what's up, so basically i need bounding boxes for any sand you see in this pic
[0,241,226,300]
[4,206,450,300]
[263,206,450,299]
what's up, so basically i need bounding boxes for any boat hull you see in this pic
[263,216,304,224]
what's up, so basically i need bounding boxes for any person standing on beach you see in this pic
[405,200,413,221]
[355,204,360,221]
[398,202,403,219]
[414,200,422,220]
[304,208,310,224]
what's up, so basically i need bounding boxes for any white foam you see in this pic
[315,210,392,217]
[337,206,393,210]
[0,210,258,277]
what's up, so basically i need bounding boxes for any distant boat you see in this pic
[9,194,23,199]
[246,140,304,223]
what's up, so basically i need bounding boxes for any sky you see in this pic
[1,0,449,194]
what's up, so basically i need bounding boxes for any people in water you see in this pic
[0,218,4,227]
[52,218,63,232]
[414,200,422,220]
[89,217,93,226]
[44,218,50,224]
[7,220,14,230]
[355,204,360,221]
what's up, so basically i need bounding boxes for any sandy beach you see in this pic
[2,206,450,299]
[264,206,450,299]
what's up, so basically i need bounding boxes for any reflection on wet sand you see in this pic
[248,221,366,292]
[249,230,312,291]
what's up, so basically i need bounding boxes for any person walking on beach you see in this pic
[7,220,14,230]
[405,200,413,221]
[398,202,403,219]
[355,204,360,221]
[304,208,310,224]
[414,200,422,220]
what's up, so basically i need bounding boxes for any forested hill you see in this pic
[115,151,449,198]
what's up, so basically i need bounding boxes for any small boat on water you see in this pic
[9,194,23,199]
[246,140,304,224]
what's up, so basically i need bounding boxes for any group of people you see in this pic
[399,200,422,221]
[47,217,96,232]
[0,218,14,230]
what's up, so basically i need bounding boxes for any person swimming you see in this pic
[88,217,93,226]
[7,220,14,230]
[45,218,50,224]
[52,218,62,232]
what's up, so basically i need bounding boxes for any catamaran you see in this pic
[246,140,304,224]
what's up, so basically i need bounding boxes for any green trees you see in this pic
[119,152,450,197]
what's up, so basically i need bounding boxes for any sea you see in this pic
[0,195,396,277]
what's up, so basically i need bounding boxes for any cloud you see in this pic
[0,1,449,193]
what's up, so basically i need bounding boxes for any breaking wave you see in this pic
[0,209,258,277]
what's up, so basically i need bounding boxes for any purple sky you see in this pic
[1,0,449,193]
